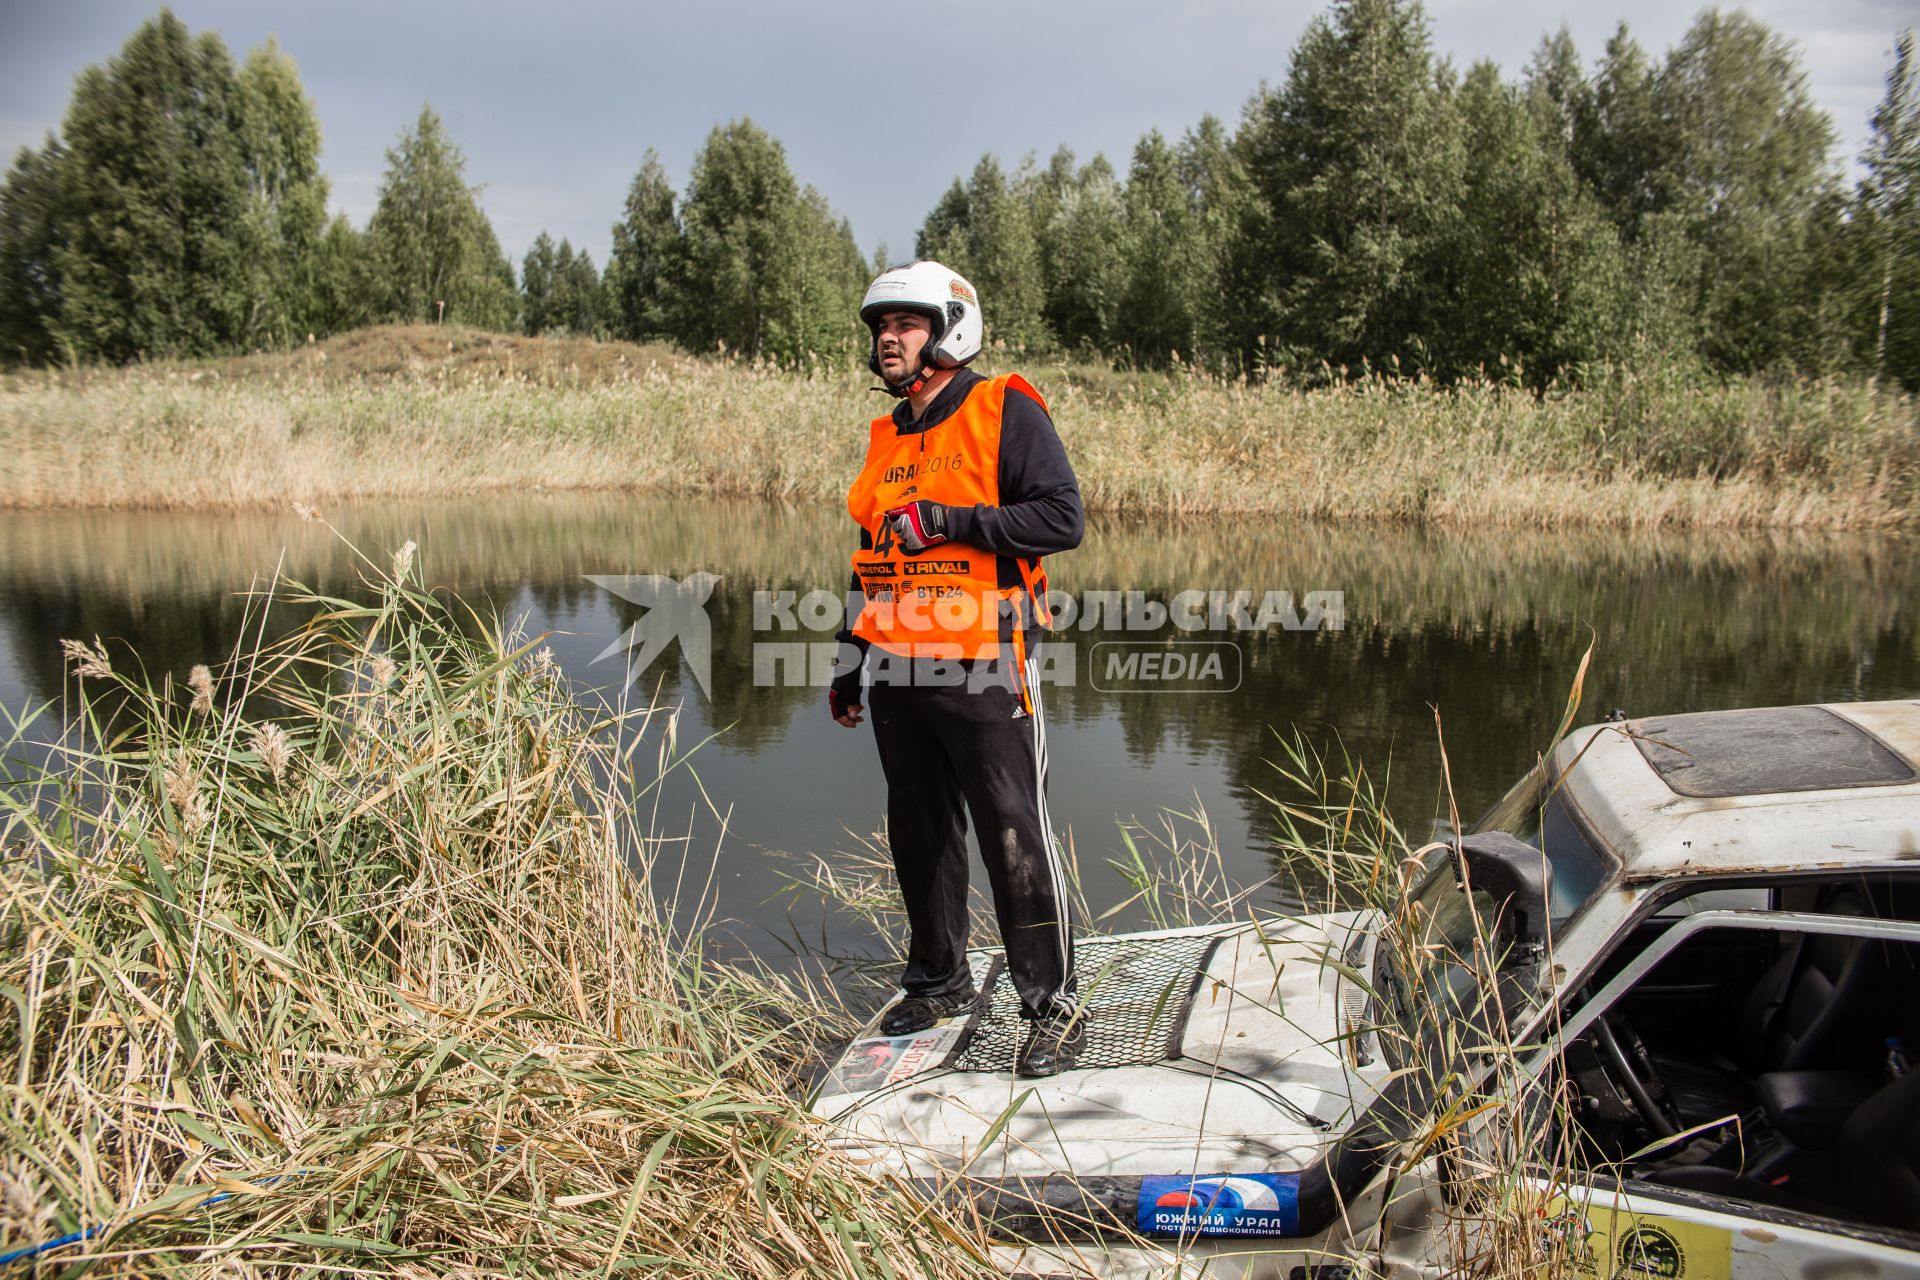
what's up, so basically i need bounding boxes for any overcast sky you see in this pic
[0,1,1909,271]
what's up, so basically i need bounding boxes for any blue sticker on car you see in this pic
[1136,1173,1302,1237]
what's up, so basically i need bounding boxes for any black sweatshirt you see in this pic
[837,368,1083,657]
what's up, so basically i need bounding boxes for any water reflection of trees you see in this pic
[0,495,1914,872]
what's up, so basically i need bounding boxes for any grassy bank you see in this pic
[0,542,994,1275]
[2,326,1916,529]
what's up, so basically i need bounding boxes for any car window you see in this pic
[1552,917,1920,1239]
[1473,771,1611,933]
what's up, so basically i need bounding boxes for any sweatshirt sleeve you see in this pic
[833,524,873,661]
[944,386,1084,556]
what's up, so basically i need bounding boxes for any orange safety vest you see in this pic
[847,373,1051,666]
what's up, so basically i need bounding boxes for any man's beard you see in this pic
[878,348,922,379]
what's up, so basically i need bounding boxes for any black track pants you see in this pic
[867,655,1075,1021]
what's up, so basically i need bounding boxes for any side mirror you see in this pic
[1453,831,1552,953]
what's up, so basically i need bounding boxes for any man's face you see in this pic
[873,311,933,382]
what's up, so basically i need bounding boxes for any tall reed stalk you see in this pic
[0,535,995,1277]
[1259,653,1604,1279]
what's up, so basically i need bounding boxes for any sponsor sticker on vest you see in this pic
[903,559,970,576]
[1137,1173,1301,1237]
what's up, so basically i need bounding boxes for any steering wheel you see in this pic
[1590,1014,1682,1140]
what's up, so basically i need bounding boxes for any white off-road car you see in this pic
[809,700,1920,1277]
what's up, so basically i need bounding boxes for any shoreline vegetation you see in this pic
[0,536,1613,1274]
[0,544,999,1275]
[2,325,1916,530]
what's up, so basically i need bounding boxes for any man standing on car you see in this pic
[829,260,1086,1077]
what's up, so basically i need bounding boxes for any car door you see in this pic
[1535,910,1920,1278]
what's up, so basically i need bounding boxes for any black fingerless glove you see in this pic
[829,665,863,719]
[829,636,867,720]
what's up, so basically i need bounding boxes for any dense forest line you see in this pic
[2,2,1916,389]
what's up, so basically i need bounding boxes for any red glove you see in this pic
[884,500,949,553]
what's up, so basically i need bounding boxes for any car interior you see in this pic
[1557,870,1920,1236]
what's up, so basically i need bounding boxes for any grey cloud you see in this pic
[0,0,1905,268]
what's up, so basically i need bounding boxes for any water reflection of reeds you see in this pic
[1,494,1914,891]
[3,493,1911,651]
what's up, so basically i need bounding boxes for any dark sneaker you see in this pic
[880,989,977,1036]
[1016,1011,1088,1078]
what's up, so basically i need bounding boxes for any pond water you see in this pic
[2,494,1915,962]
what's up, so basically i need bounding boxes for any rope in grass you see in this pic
[0,1171,324,1268]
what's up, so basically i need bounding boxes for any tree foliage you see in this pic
[1857,30,1920,386]
[894,1,1912,387]
[1035,149,1127,353]
[916,155,1051,352]
[521,232,558,336]
[0,10,342,363]
[0,140,65,364]
[365,105,516,330]
[5,3,1917,391]
[669,119,865,363]
[550,241,601,337]
[43,12,255,362]
[1237,0,1462,373]
[1437,56,1627,374]
[603,151,680,343]
[308,215,371,338]
[234,40,330,345]
[1654,10,1841,371]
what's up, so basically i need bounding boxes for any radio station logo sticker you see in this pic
[1136,1173,1300,1237]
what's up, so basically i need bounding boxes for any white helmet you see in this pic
[860,260,983,394]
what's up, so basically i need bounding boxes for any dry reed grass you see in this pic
[1257,651,1615,1279]
[1,326,1914,529]
[0,533,997,1277]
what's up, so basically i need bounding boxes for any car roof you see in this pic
[1553,699,1920,882]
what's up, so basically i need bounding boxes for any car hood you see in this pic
[810,911,1391,1183]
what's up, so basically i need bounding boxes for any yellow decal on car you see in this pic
[1543,1196,1732,1280]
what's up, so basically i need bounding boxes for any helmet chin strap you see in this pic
[875,365,930,398]
[870,334,935,398]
